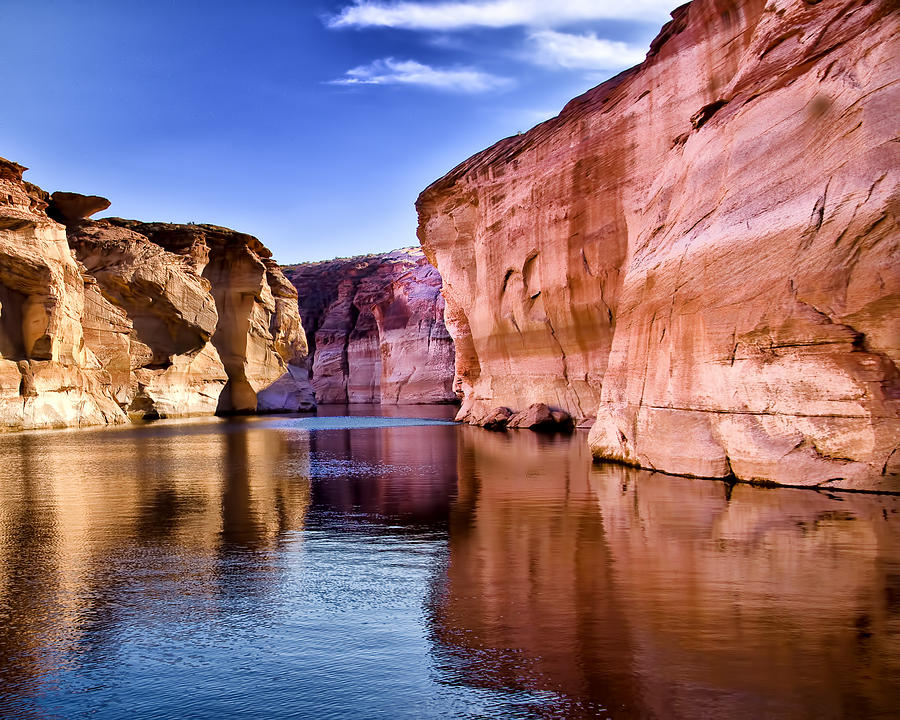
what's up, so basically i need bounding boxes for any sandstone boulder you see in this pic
[507,403,573,432]
[48,191,110,224]
[481,406,513,431]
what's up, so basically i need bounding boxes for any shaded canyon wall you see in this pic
[283,248,456,405]
[416,0,899,490]
[0,157,313,430]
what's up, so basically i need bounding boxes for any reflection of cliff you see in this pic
[592,473,900,719]
[0,420,311,701]
[307,423,458,525]
[432,428,900,718]
[432,430,642,716]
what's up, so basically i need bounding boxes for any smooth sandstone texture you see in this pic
[0,158,124,430]
[69,218,314,416]
[0,157,313,430]
[47,191,111,225]
[417,0,899,489]
[283,248,456,405]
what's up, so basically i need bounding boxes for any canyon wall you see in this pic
[0,159,125,429]
[283,249,456,405]
[0,157,313,430]
[417,0,899,489]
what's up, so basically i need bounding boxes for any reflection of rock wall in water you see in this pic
[0,156,314,430]
[283,248,456,405]
[1,417,897,715]
[417,0,899,490]
[0,420,311,699]
[430,427,900,718]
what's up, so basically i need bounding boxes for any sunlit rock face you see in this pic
[416,0,899,489]
[0,158,125,430]
[283,248,456,405]
[0,157,313,429]
[69,218,313,416]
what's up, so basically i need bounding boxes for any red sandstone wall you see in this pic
[417,0,899,489]
[283,248,457,405]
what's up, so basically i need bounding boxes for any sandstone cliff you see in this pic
[283,249,456,405]
[417,0,899,489]
[0,159,124,429]
[0,157,313,430]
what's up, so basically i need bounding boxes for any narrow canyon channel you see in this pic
[0,409,897,719]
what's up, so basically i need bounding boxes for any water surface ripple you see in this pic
[0,407,897,719]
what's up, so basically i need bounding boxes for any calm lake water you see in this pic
[0,406,898,719]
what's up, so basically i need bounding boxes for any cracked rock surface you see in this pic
[417,0,899,489]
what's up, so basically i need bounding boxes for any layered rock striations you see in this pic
[283,248,456,405]
[0,157,313,430]
[417,0,899,489]
[0,159,124,429]
[76,219,314,416]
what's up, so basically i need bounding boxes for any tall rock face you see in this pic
[283,248,456,405]
[0,157,313,430]
[0,159,124,430]
[67,218,314,417]
[417,0,899,490]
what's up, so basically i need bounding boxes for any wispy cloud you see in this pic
[328,58,512,92]
[528,30,646,70]
[328,0,675,30]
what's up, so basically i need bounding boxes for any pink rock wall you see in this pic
[417,0,899,490]
[283,248,457,405]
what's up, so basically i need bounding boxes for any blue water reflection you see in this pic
[0,407,897,719]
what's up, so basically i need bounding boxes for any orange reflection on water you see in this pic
[0,418,312,705]
[433,427,900,718]
[0,414,897,719]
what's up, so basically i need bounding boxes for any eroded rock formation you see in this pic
[0,157,313,430]
[0,159,124,430]
[283,248,456,405]
[417,0,899,489]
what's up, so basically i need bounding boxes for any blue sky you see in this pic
[2,0,675,262]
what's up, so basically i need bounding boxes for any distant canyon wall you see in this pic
[283,249,456,405]
[417,0,899,489]
[0,157,313,430]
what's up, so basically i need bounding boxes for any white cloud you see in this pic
[329,58,512,92]
[529,30,646,70]
[328,0,675,30]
